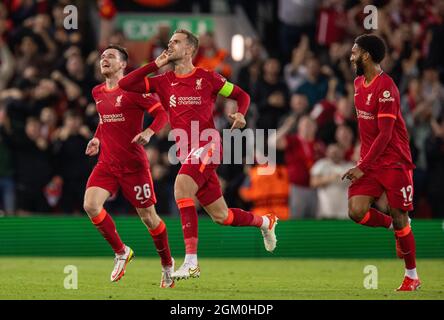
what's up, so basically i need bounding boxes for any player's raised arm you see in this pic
[118,50,170,94]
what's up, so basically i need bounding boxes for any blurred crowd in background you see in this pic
[0,0,443,219]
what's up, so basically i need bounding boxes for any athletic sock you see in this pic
[358,208,392,228]
[149,220,173,267]
[395,225,417,275]
[405,268,418,280]
[223,208,263,228]
[176,198,198,255]
[184,254,198,266]
[90,208,125,255]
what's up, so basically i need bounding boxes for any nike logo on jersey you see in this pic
[96,100,102,105]
[141,199,149,204]
[171,82,179,86]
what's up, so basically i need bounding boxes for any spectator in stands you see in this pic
[253,57,289,130]
[310,143,353,219]
[53,110,92,213]
[334,124,355,162]
[278,0,319,62]
[11,117,53,215]
[426,116,444,218]
[237,38,266,95]
[39,106,58,142]
[146,24,171,70]
[0,37,15,90]
[283,35,312,93]
[239,164,290,220]
[315,0,347,48]
[271,115,324,218]
[294,56,329,109]
[195,31,232,79]
[0,104,15,215]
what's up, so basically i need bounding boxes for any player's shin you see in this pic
[395,225,418,278]
[176,198,198,264]
[90,208,125,255]
[357,208,393,228]
[149,220,173,267]
[223,208,263,228]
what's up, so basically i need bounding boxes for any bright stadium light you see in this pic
[231,34,245,62]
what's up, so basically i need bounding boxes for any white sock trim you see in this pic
[184,254,198,265]
[405,268,418,280]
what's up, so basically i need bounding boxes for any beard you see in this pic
[355,57,365,76]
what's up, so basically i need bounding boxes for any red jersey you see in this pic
[285,135,324,186]
[144,67,225,160]
[92,84,162,172]
[354,72,414,171]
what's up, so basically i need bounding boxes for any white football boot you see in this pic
[171,261,200,281]
[160,257,175,288]
[261,214,278,252]
[110,245,134,282]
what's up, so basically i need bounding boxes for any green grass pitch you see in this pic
[0,257,443,300]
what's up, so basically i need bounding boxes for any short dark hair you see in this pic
[354,34,386,64]
[173,29,199,56]
[104,44,129,62]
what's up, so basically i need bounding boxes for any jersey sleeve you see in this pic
[91,85,102,140]
[376,79,400,120]
[310,160,325,176]
[130,92,162,114]
[144,74,163,94]
[209,70,234,96]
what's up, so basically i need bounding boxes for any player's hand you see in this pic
[155,50,170,68]
[228,112,246,131]
[85,137,100,156]
[342,166,364,182]
[132,128,154,145]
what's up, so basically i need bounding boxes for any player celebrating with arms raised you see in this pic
[84,45,175,288]
[119,29,278,281]
[343,34,420,291]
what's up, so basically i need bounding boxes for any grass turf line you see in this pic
[0,257,443,300]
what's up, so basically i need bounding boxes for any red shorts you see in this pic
[178,144,222,206]
[86,162,157,208]
[348,167,414,211]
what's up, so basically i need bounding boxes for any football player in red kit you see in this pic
[84,45,175,288]
[343,34,420,291]
[119,29,278,281]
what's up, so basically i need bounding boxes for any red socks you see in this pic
[149,220,173,267]
[91,208,125,255]
[395,225,417,270]
[358,208,392,228]
[176,198,198,254]
[223,208,263,227]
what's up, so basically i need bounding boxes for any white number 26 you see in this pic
[134,184,151,201]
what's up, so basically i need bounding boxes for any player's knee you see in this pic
[83,201,101,218]
[348,202,368,223]
[174,175,197,200]
[390,211,408,229]
[174,183,193,200]
[137,207,158,228]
